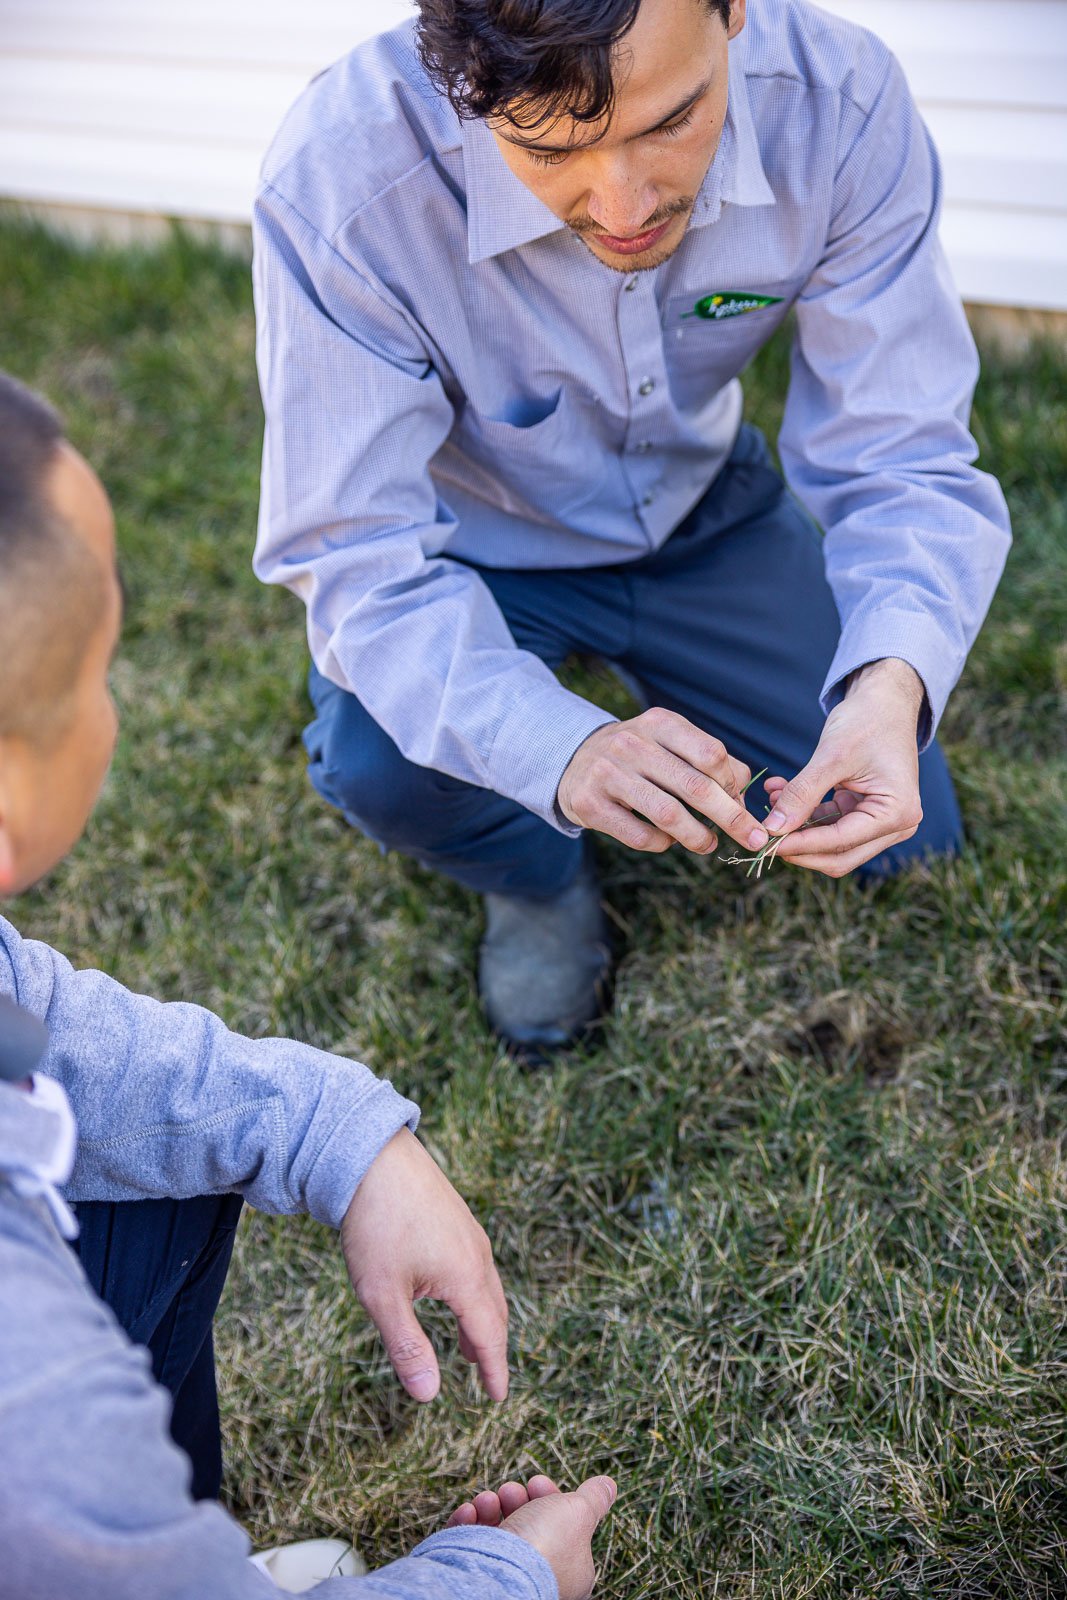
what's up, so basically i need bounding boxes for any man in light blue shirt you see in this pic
[253,0,1010,1057]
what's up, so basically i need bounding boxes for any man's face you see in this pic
[490,0,744,273]
[0,445,122,895]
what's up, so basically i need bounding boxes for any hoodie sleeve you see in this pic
[0,914,418,1228]
[0,1187,556,1600]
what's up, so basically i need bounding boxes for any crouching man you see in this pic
[253,0,1010,1060]
[0,372,615,1600]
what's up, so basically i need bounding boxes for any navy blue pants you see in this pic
[73,1193,244,1500]
[306,426,962,897]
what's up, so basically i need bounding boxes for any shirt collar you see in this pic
[720,30,776,212]
[461,116,567,264]
[461,30,774,264]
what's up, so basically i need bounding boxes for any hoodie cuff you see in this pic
[410,1526,558,1600]
[303,1077,419,1229]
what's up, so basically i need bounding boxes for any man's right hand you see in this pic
[557,708,768,856]
[448,1474,618,1600]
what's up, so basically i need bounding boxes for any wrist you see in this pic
[845,657,924,710]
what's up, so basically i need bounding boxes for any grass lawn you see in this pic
[2,218,1065,1598]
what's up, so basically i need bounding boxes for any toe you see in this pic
[473,1490,503,1526]
[497,1481,529,1516]
[527,1475,561,1499]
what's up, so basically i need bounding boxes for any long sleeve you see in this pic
[780,40,1012,746]
[252,184,613,832]
[0,1179,557,1600]
[0,914,418,1229]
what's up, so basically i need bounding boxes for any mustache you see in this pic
[566,197,695,238]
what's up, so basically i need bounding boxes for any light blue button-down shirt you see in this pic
[253,0,1010,832]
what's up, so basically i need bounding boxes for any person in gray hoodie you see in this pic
[0,370,617,1600]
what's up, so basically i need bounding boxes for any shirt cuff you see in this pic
[820,609,963,752]
[410,1525,558,1600]
[486,682,617,834]
[303,1076,420,1229]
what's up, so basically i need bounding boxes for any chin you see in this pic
[580,213,691,275]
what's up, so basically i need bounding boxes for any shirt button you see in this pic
[638,377,655,396]
[634,440,652,454]
[624,275,639,292]
[641,492,655,507]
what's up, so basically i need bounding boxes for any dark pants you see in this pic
[305,426,962,897]
[72,1192,244,1500]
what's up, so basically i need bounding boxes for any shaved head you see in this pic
[0,374,105,744]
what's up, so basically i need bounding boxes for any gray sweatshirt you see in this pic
[0,914,556,1600]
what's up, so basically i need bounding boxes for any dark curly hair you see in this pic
[416,0,731,132]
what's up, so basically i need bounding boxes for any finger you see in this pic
[775,806,916,876]
[766,787,857,824]
[497,1481,530,1517]
[775,803,898,861]
[367,1296,440,1402]
[765,756,840,834]
[647,712,746,805]
[730,755,754,794]
[572,1475,619,1530]
[830,789,863,817]
[776,831,912,878]
[634,749,768,851]
[617,773,718,855]
[528,1475,561,1499]
[455,1289,510,1403]
[809,799,844,827]
[459,1269,509,1360]
[447,1503,477,1527]
[473,1490,504,1526]
[589,798,674,853]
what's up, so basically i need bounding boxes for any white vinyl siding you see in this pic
[0,0,1065,309]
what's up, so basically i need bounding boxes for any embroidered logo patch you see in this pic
[682,292,783,321]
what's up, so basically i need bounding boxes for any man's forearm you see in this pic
[0,914,418,1227]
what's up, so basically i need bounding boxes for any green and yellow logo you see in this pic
[683,292,782,321]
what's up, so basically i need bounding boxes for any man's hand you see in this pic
[341,1128,509,1403]
[448,1473,618,1600]
[557,708,768,856]
[763,658,926,877]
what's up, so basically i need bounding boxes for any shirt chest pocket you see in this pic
[662,292,793,412]
[442,384,597,522]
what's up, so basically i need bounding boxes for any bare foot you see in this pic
[446,1474,616,1600]
[447,1473,559,1527]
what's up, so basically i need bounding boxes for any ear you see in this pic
[727,0,747,40]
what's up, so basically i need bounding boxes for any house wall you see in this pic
[1,0,1065,309]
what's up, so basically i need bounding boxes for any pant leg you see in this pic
[621,426,963,873]
[303,566,631,899]
[72,1193,244,1500]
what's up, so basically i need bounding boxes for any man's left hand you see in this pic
[340,1128,510,1404]
[761,658,926,877]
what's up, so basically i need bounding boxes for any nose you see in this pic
[584,154,658,239]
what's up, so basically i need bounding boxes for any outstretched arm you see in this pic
[0,1197,548,1600]
[0,915,508,1403]
[775,38,1011,870]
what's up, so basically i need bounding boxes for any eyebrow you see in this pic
[499,78,712,156]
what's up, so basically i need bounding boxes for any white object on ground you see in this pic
[249,1537,367,1591]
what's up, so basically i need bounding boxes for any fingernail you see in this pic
[748,827,768,849]
[408,1370,438,1401]
[767,808,788,832]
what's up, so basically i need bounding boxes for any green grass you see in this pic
[2,218,1065,1598]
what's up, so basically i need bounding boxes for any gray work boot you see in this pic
[478,851,612,1062]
